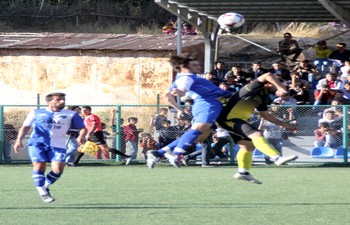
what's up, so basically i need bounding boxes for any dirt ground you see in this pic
[216,25,350,69]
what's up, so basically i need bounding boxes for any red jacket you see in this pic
[123,124,139,142]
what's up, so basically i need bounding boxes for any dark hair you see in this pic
[317,40,326,45]
[128,117,138,122]
[170,53,198,72]
[67,105,81,111]
[319,122,329,128]
[162,120,171,124]
[45,92,65,102]
[284,32,292,37]
[82,106,92,111]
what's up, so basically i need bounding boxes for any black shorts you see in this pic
[218,118,258,143]
[88,131,106,145]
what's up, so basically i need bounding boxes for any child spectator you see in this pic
[139,133,158,160]
[124,117,143,165]
[158,120,178,148]
[314,122,341,148]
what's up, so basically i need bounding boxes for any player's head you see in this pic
[170,53,201,74]
[46,92,66,111]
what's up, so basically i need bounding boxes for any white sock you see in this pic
[36,186,47,195]
[238,168,249,173]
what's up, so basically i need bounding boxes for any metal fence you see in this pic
[0,104,349,165]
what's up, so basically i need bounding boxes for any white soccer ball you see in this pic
[217,12,245,29]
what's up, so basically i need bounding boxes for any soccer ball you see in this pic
[217,12,245,29]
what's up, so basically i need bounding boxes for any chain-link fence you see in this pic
[0,104,349,165]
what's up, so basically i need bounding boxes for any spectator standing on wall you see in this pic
[277,32,303,62]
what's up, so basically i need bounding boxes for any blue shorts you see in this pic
[28,145,67,163]
[192,99,222,124]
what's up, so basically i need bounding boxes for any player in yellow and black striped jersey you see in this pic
[217,72,298,184]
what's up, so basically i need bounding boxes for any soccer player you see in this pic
[147,53,232,168]
[217,72,298,184]
[14,93,87,203]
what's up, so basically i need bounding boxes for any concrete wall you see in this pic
[0,49,174,105]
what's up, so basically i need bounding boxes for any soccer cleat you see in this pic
[233,172,262,184]
[274,155,298,166]
[66,162,76,167]
[147,151,159,169]
[179,155,188,166]
[125,157,132,165]
[164,152,180,168]
[41,188,55,203]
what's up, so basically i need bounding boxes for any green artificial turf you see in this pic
[0,164,349,225]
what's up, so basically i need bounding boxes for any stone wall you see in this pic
[0,49,174,105]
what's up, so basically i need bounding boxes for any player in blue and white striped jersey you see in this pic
[14,93,86,203]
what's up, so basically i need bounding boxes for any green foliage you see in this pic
[1,165,350,225]
[0,0,172,33]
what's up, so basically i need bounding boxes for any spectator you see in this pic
[124,117,143,164]
[181,23,197,35]
[270,62,291,81]
[151,107,169,141]
[158,120,178,148]
[340,59,350,82]
[341,81,350,102]
[139,133,158,160]
[292,59,318,83]
[258,113,284,164]
[203,71,221,86]
[314,122,341,148]
[211,61,228,81]
[74,106,131,166]
[273,91,298,120]
[209,127,232,160]
[219,82,236,92]
[288,72,310,104]
[313,84,335,106]
[315,72,342,91]
[162,22,176,35]
[305,40,332,75]
[247,61,268,79]
[65,106,82,165]
[277,32,303,62]
[225,65,252,86]
[110,109,126,158]
[225,74,242,92]
[3,123,17,163]
[329,43,350,74]
[182,99,194,121]
[319,110,337,126]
